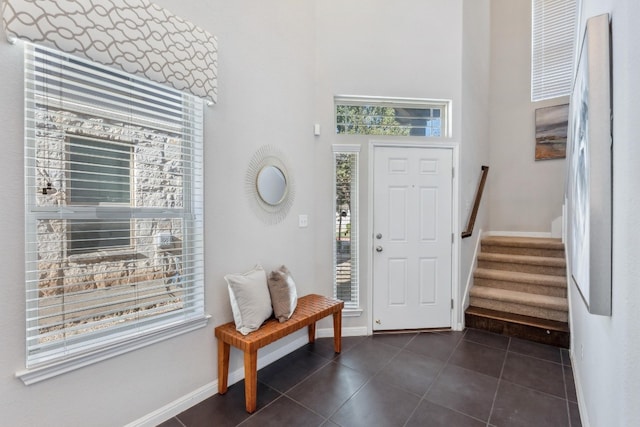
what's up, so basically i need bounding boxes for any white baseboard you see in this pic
[124,380,218,427]
[484,230,553,238]
[462,228,484,315]
[317,326,368,338]
[569,350,590,427]
[126,326,366,426]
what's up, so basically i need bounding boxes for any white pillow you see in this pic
[224,265,273,335]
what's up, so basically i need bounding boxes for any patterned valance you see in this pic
[2,0,217,103]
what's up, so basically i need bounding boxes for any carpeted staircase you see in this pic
[465,235,569,347]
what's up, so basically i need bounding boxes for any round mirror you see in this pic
[246,145,295,224]
[256,165,287,205]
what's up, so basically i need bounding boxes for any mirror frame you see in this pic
[245,145,295,224]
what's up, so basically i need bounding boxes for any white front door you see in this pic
[372,146,453,331]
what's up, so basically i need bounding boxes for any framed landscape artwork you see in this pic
[566,13,612,316]
[535,104,569,160]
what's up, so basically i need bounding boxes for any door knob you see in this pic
[376,233,382,239]
[376,246,383,252]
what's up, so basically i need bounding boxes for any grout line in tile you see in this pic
[281,360,353,418]
[402,329,469,426]
[330,331,442,427]
[463,328,511,351]
[324,370,378,423]
[275,393,330,425]
[507,347,565,366]
[460,336,511,355]
[406,399,490,427]
[175,332,575,427]
[321,335,405,424]
[498,377,571,402]
[562,363,575,427]
[486,336,511,426]
[264,348,334,395]
[236,394,286,427]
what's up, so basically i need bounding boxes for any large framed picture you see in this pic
[566,13,612,316]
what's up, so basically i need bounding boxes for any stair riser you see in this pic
[478,260,566,277]
[465,313,569,348]
[481,245,565,258]
[469,298,568,323]
[474,277,567,297]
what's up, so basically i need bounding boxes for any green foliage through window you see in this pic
[334,151,359,307]
[336,104,444,137]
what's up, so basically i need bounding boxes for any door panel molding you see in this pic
[367,141,460,334]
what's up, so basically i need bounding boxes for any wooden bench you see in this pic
[214,294,344,413]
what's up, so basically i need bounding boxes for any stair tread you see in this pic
[478,252,566,267]
[474,268,567,287]
[482,236,564,250]
[470,286,568,311]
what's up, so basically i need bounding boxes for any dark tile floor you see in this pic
[159,328,582,427]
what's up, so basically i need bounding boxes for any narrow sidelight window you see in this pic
[333,146,359,309]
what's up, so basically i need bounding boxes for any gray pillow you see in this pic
[267,265,298,322]
[224,265,273,335]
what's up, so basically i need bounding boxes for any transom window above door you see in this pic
[335,96,451,137]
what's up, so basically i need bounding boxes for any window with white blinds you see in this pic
[333,146,359,309]
[531,0,577,101]
[22,42,206,375]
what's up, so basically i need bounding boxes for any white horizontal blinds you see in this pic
[531,0,577,101]
[334,148,359,308]
[24,42,205,366]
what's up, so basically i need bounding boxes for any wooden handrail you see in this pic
[461,165,489,239]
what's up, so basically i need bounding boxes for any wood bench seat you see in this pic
[214,294,344,413]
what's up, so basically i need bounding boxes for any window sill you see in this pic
[16,314,210,385]
[342,308,363,318]
[68,248,141,264]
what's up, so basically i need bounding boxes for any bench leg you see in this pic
[308,322,316,343]
[218,340,230,394]
[333,310,342,353]
[244,350,258,413]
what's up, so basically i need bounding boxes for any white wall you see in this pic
[0,0,485,425]
[460,0,491,315]
[313,0,466,330]
[12,0,636,425]
[488,0,566,232]
[0,0,319,425]
[568,0,640,425]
